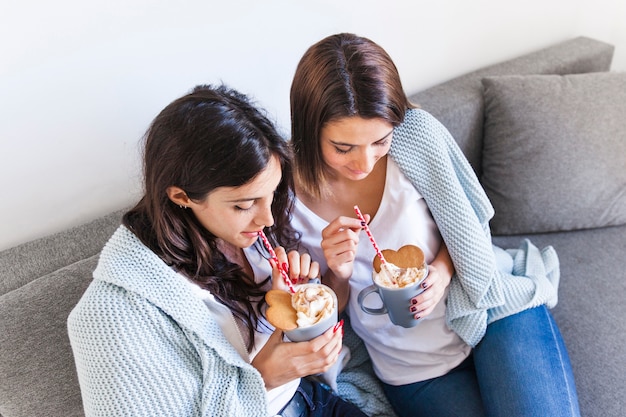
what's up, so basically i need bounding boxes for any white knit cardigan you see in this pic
[389,109,560,347]
[68,225,269,417]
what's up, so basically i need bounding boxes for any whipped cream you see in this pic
[373,262,426,288]
[292,284,335,328]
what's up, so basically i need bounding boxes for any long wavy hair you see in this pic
[290,33,415,198]
[124,84,298,350]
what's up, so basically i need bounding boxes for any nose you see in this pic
[354,147,378,173]
[255,200,275,228]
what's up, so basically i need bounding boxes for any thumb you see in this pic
[267,328,286,346]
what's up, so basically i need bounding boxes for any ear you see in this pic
[166,186,191,208]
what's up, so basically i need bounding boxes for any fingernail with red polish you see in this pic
[410,306,417,313]
[333,320,342,333]
[411,299,418,305]
[282,262,289,272]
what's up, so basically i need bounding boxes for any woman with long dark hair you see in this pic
[68,84,366,417]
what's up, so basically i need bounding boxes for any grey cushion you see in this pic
[493,224,626,417]
[409,36,614,175]
[0,256,97,417]
[481,72,626,235]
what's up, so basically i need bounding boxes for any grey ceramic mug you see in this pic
[357,268,428,328]
[284,281,338,342]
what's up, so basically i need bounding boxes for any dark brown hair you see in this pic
[290,33,414,198]
[124,84,297,349]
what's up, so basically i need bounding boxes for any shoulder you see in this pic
[68,279,164,335]
[99,225,149,263]
[395,109,448,138]
[391,109,453,156]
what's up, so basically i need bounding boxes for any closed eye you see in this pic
[334,145,353,154]
[235,202,254,211]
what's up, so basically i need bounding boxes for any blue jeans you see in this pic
[383,306,580,417]
[279,377,367,417]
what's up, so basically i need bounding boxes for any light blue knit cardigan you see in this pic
[389,109,560,347]
[68,226,269,417]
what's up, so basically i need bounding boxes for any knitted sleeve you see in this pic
[389,109,559,347]
[390,110,504,308]
[68,280,267,417]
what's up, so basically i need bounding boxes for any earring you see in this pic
[179,204,186,209]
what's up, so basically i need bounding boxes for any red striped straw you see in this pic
[258,230,296,293]
[354,205,387,266]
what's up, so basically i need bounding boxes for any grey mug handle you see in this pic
[357,284,388,315]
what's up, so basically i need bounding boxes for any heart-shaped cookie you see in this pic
[372,244,425,273]
[265,289,298,331]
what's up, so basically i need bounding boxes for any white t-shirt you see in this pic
[186,244,299,416]
[292,158,470,385]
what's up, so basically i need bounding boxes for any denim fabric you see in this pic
[474,305,580,417]
[279,377,367,417]
[383,306,580,417]
[382,355,484,417]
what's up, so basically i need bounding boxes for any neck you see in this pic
[217,239,255,280]
[296,156,388,222]
[328,155,388,192]
[216,239,244,266]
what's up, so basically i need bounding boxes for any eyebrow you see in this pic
[226,197,257,203]
[225,189,278,203]
[329,129,394,146]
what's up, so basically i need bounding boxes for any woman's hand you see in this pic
[270,246,320,291]
[409,242,454,320]
[252,320,345,390]
[318,215,368,312]
[320,215,368,281]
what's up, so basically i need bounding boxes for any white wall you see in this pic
[1,0,625,250]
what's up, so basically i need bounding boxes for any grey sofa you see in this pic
[1,36,624,417]
[410,36,625,417]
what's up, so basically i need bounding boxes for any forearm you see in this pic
[430,241,454,285]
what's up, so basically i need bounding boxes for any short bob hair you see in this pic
[290,33,414,198]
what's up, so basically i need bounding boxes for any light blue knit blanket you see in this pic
[389,109,560,347]
[68,226,269,417]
